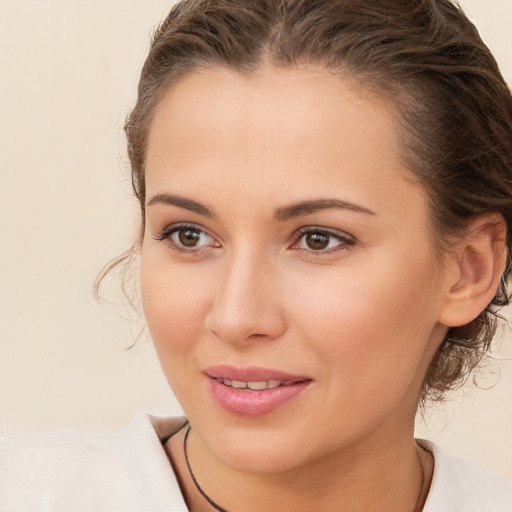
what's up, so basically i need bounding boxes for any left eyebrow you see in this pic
[274,198,376,221]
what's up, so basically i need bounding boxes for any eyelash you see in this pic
[154,223,356,255]
[292,227,356,255]
[154,223,218,254]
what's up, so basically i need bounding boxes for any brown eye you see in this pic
[155,223,220,252]
[305,232,330,250]
[177,228,202,247]
[294,228,354,253]
[164,226,217,250]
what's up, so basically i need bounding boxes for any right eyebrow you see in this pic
[146,193,215,218]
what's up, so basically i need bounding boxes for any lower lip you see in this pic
[207,377,311,417]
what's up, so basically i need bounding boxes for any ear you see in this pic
[438,213,507,328]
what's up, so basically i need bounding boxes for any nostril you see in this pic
[204,291,287,344]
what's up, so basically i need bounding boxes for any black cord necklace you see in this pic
[182,424,428,512]
[183,425,228,512]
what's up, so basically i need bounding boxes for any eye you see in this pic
[172,227,210,248]
[154,223,220,252]
[292,227,355,254]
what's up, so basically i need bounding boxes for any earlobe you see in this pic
[438,214,507,328]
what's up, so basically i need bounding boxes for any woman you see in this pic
[1,0,512,510]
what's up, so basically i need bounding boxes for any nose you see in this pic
[204,251,287,346]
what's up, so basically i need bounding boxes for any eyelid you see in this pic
[291,226,356,254]
[153,222,355,255]
[154,222,221,252]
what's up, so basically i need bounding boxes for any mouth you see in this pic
[204,365,312,417]
[213,378,307,390]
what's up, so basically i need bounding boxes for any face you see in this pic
[141,66,449,474]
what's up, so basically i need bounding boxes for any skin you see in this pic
[140,66,500,511]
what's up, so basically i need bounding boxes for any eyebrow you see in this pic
[147,193,215,218]
[146,193,376,220]
[274,198,376,221]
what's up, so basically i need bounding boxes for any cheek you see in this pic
[140,252,210,362]
[141,269,211,411]
[293,252,441,391]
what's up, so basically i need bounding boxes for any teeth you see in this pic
[218,379,290,390]
[247,381,268,390]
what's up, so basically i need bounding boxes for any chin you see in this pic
[220,445,303,475]
[201,423,315,475]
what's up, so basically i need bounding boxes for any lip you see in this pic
[205,365,310,383]
[204,365,312,418]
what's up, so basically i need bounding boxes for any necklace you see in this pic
[183,425,228,512]
[183,425,429,512]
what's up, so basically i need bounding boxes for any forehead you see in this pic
[145,65,426,226]
[148,67,402,172]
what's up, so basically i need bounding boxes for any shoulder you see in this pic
[0,414,189,512]
[422,440,512,512]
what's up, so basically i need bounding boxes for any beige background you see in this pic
[1,0,511,480]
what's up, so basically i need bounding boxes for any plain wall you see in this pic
[1,0,511,480]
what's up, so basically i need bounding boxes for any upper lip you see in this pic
[204,365,311,382]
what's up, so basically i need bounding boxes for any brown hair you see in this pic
[110,0,512,401]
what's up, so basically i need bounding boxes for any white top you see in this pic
[0,414,511,511]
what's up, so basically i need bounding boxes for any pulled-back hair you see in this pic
[119,0,512,401]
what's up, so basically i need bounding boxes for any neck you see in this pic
[166,422,433,512]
